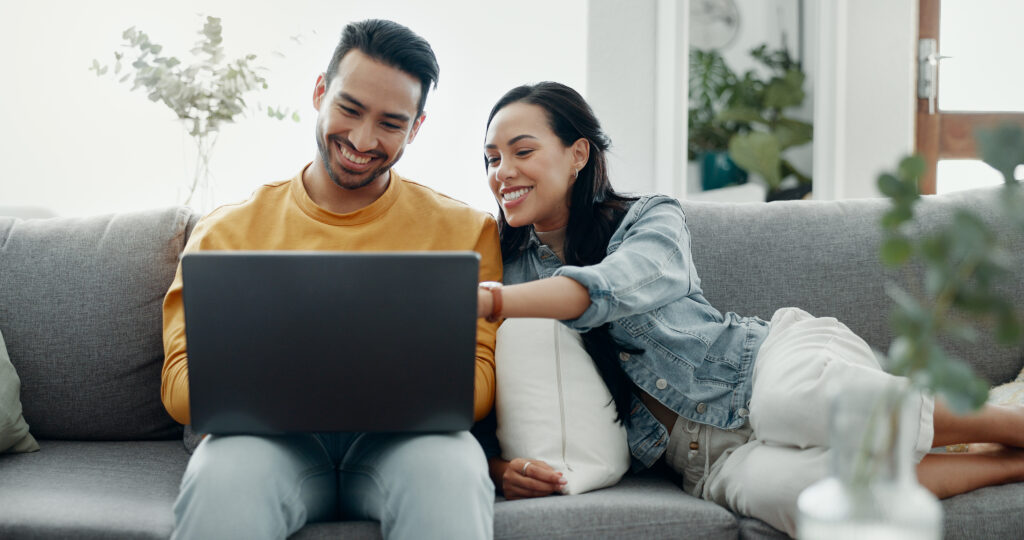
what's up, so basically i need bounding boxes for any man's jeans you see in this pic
[172,430,493,540]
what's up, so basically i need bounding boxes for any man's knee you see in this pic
[380,432,493,499]
[182,435,318,500]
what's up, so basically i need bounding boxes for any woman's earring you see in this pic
[572,168,579,179]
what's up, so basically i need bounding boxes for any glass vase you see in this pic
[797,383,942,540]
[179,133,217,214]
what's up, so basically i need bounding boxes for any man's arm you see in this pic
[161,261,191,425]
[472,217,502,421]
[161,217,217,426]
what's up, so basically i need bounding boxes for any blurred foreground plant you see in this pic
[878,123,1024,412]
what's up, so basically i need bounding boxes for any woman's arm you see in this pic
[477,276,590,321]
[479,197,696,329]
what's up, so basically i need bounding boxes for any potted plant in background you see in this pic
[688,48,748,191]
[688,45,813,201]
[797,124,1024,538]
[91,16,298,213]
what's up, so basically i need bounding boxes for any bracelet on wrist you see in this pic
[479,281,503,323]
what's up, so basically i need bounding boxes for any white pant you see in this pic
[665,307,935,537]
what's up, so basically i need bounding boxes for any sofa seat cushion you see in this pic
[0,440,187,539]
[292,473,738,540]
[941,483,1024,539]
[734,484,1024,539]
[492,472,736,539]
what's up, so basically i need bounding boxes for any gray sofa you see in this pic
[1,187,1022,539]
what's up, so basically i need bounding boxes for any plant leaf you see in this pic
[898,155,926,181]
[728,132,781,188]
[976,123,1024,183]
[715,106,763,125]
[763,69,805,109]
[774,118,813,150]
[881,236,913,266]
[877,173,903,198]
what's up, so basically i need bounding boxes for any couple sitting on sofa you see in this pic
[161,17,1024,540]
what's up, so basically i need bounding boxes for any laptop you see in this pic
[181,251,480,435]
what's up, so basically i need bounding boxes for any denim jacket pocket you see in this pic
[615,312,655,337]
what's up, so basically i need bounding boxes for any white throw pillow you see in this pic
[495,318,630,495]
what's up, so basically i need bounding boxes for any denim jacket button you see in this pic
[696,402,707,414]
[655,378,668,390]
[619,351,631,361]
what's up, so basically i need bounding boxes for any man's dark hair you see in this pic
[326,19,439,115]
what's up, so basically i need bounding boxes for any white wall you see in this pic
[1,0,925,215]
[585,0,688,197]
[813,0,917,200]
[586,1,658,194]
[0,0,587,217]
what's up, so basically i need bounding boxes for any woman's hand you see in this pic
[489,457,567,500]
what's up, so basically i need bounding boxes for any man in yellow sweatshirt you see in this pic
[161,19,500,540]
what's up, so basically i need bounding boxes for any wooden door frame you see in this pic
[916,0,940,194]
[916,0,1024,193]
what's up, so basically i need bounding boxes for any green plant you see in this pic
[688,45,813,197]
[91,15,298,207]
[877,124,1024,412]
[688,48,736,160]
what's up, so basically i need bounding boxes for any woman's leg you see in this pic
[749,308,908,450]
[704,440,829,538]
[931,400,1024,448]
[917,447,1024,498]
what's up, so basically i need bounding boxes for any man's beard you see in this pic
[316,131,399,191]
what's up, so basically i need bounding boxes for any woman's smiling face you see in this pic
[484,102,582,232]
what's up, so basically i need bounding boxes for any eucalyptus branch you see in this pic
[877,125,1024,413]
[91,15,300,207]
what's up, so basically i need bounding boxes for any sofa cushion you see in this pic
[0,328,39,453]
[0,440,187,539]
[290,472,738,540]
[941,483,1024,540]
[682,187,1024,385]
[492,472,737,539]
[735,483,1024,540]
[0,208,196,440]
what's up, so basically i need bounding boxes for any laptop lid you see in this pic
[181,251,480,435]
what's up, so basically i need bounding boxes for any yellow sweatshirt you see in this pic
[161,165,502,425]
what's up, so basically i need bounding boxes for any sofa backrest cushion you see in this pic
[681,187,1024,385]
[0,207,198,440]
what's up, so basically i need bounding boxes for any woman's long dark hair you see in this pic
[486,82,640,425]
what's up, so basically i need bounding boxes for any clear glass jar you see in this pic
[797,383,942,540]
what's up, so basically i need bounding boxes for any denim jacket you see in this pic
[503,195,770,469]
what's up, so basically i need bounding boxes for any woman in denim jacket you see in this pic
[475,81,1024,536]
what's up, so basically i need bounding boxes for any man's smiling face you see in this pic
[313,49,424,191]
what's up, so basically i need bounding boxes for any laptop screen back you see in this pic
[181,251,479,434]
